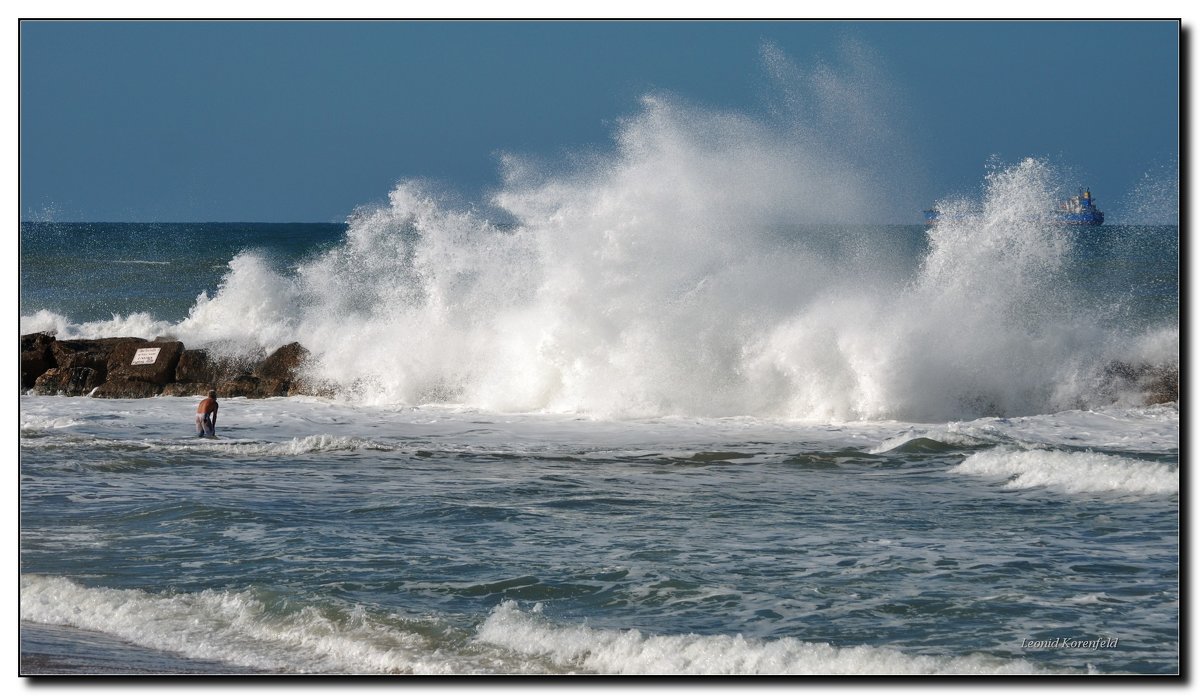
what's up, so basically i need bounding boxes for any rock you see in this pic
[1100,360,1179,406]
[1102,361,1138,381]
[173,342,315,398]
[50,338,146,387]
[52,337,145,369]
[255,342,310,381]
[22,335,320,400]
[107,340,184,385]
[1143,365,1178,405]
[214,374,290,399]
[161,382,213,397]
[258,377,290,398]
[92,378,164,399]
[33,367,105,396]
[175,349,258,387]
[20,333,57,388]
[175,349,214,384]
[288,376,339,398]
[216,374,264,398]
[21,336,163,395]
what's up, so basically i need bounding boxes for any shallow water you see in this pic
[20,396,1178,674]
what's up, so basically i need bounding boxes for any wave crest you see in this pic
[950,447,1178,496]
[476,599,1050,675]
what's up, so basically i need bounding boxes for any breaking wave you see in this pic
[24,44,1177,422]
[949,447,1178,496]
[161,153,1172,421]
[474,599,1055,675]
[21,575,1057,675]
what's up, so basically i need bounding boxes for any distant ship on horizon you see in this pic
[923,188,1105,226]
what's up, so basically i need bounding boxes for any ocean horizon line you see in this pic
[20,220,350,226]
[27,219,1142,227]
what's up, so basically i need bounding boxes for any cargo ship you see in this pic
[1057,189,1105,225]
[923,189,1105,226]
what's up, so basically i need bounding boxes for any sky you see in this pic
[18,19,1181,223]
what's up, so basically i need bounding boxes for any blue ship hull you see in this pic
[1059,210,1105,225]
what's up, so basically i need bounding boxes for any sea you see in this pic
[17,156,1180,676]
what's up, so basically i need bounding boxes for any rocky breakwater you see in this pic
[21,333,332,399]
[1098,360,1180,407]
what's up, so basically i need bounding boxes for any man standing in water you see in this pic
[196,390,219,438]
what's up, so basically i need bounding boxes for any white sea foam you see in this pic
[20,575,1054,675]
[19,431,403,459]
[20,309,69,336]
[869,403,1178,456]
[18,393,1177,468]
[174,251,302,354]
[950,447,1178,496]
[20,309,174,341]
[19,574,471,674]
[474,599,1048,675]
[20,413,83,431]
[161,434,401,457]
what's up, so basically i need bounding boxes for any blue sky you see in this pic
[19,20,1180,223]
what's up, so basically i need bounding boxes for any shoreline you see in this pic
[20,621,272,676]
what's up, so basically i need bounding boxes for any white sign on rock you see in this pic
[131,347,161,365]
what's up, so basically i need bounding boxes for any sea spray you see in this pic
[1116,160,1179,225]
[865,157,1086,418]
[25,46,1176,421]
[167,143,1171,419]
[20,309,175,343]
[176,252,304,355]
